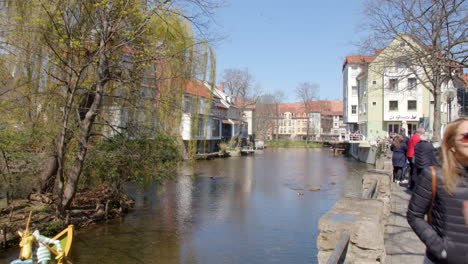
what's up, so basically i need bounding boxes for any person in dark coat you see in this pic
[407,128,424,189]
[399,128,410,182]
[407,118,468,264]
[390,134,407,183]
[414,133,438,185]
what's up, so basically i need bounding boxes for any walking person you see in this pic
[391,134,408,183]
[400,128,410,182]
[407,128,424,190]
[414,133,438,186]
[407,118,468,264]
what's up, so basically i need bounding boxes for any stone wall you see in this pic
[317,172,392,264]
[348,142,378,164]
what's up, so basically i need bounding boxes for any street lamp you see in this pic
[447,90,455,123]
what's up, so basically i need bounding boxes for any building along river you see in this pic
[0,148,370,263]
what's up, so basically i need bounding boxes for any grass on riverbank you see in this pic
[267,140,322,148]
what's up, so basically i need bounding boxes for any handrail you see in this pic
[326,179,379,263]
[326,231,350,264]
[362,179,378,199]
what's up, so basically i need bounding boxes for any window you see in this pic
[388,123,400,135]
[407,123,417,136]
[389,79,398,90]
[372,102,376,106]
[352,86,358,96]
[408,78,417,90]
[372,80,377,85]
[389,101,398,111]
[351,105,357,114]
[197,118,205,137]
[212,119,220,137]
[408,100,417,111]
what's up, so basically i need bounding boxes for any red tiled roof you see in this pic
[342,55,375,68]
[185,80,217,98]
[278,100,343,116]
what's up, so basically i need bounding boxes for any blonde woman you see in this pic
[407,118,468,264]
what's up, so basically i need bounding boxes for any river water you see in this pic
[1,148,370,263]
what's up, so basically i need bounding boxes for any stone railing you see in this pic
[317,171,391,264]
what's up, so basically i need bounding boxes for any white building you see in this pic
[342,55,374,133]
[180,81,222,153]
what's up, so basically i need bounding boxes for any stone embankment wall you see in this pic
[317,170,392,264]
[348,143,378,164]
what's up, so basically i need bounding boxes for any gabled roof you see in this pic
[342,55,375,70]
[184,80,220,99]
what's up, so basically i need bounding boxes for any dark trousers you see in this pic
[408,157,416,189]
[393,167,404,182]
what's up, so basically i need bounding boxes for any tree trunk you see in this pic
[61,83,104,210]
[306,119,310,144]
[230,122,244,148]
[275,104,279,140]
[60,39,108,211]
[41,92,97,194]
[433,88,442,142]
[39,153,58,193]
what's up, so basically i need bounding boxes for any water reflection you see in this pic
[0,148,370,264]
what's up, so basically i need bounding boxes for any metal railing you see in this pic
[326,231,350,264]
[362,179,378,199]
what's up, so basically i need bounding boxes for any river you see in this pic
[1,148,370,263]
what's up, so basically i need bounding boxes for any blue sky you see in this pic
[213,0,367,102]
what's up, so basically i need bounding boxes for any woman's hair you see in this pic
[441,117,468,194]
[392,134,402,147]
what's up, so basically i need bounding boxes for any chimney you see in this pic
[219,82,225,92]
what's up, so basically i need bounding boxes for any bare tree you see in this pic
[222,68,255,99]
[361,0,467,141]
[221,68,259,146]
[296,82,319,143]
[254,89,284,140]
[272,89,284,140]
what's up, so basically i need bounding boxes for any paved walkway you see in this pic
[385,182,426,264]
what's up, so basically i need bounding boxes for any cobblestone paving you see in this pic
[385,183,426,264]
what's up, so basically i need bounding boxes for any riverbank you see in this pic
[0,184,134,250]
[267,140,322,148]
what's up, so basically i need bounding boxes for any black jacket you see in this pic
[407,167,468,264]
[414,141,438,168]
